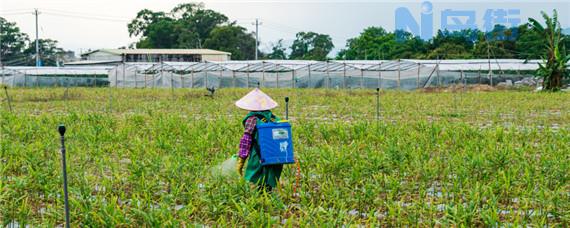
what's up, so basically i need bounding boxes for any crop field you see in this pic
[1,88,569,226]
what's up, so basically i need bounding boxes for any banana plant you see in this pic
[528,10,570,91]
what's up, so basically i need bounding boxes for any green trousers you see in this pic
[244,146,283,189]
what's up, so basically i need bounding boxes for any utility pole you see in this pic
[34,9,41,67]
[1,21,3,69]
[487,41,492,86]
[253,19,262,60]
[1,22,3,85]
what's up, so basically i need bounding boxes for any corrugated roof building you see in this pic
[66,48,231,65]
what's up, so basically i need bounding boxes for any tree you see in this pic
[173,3,228,43]
[423,29,479,59]
[23,39,65,66]
[429,29,478,50]
[515,23,548,60]
[529,10,569,91]
[337,27,428,60]
[128,3,228,49]
[337,27,393,60]
[127,9,169,38]
[267,39,288,59]
[1,17,66,66]
[137,19,179,48]
[425,43,473,59]
[470,25,516,59]
[290,32,334,60]
[1,17,30,66]
[203,25,256,60]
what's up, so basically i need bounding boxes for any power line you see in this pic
[264,18,353,42]
[263,19,304,33]
[0,12,31,16]
[0,8,32,13]
[264,24,298,35]
[41,8,130,21]
[233,17,258,21]
[41,12,129,23]
[0,9,33,18]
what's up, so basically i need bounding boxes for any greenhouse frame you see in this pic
[107,59,543,89]
[1,59,553,89]
[1,66,112,87]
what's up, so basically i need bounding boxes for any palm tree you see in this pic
[528,10,569,91]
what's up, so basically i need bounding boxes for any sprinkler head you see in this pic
[285,97,289,102]
[58,125,66,136]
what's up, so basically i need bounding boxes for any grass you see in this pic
[0,87,569,226]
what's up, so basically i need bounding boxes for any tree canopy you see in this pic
[3,4,570,66]
[289,32,334,61]
[266,39,288,60]
[203,24,257,60]
[336,23,570,61]
[127,3,264,60]
[1,17,29,65]
[127,3,570,63]
[128,3,228,48]
[1,17,65,66]
[23,39,65,66]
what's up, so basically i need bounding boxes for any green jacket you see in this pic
[242,111,283,188]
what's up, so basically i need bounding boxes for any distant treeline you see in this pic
[125,3,570,61]
[1,3,569,66]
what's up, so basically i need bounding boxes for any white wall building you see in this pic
[67,49,231,65]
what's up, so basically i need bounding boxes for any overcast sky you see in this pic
[1,0,569,57]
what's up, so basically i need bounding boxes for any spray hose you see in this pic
[283,96,301,198]
[292,158,301,197]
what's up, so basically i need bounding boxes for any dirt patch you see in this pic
[420,84,497,93]
[469,84,497,92]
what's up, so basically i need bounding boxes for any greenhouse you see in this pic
[108,59,544,89]
[0,66,112,87]
[1,59,549,89]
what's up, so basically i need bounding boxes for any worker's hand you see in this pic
[237,157,246,176]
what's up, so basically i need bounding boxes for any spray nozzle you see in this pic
[58,125,66,136]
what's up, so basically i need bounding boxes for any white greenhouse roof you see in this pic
[124,59,550,72]
[2,66,113,75]
[3,59,565,77]
[405,59,545,71]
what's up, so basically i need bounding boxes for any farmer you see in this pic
[236,88,283,191]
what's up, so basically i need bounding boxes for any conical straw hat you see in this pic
[235,88,278,111]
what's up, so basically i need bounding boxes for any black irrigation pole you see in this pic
[376,88,380,121]
[108,89,113,113]
[3,86,12,113]
[58,125,71,228]
[285,97,289,120]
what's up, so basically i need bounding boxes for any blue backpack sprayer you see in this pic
[255,97,301,195]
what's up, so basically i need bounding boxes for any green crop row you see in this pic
[0,88,568,226]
